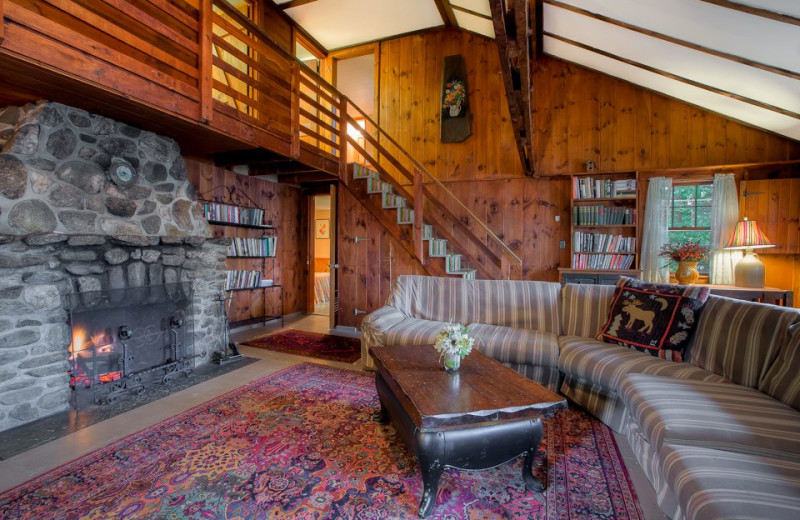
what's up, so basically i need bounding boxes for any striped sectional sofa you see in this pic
[360,275,563,391]
[362,276,800,520]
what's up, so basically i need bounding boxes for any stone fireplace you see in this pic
[0,102,227,433]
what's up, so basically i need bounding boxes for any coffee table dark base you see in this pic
[376,374,546,518]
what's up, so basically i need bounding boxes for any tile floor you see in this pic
[0,313,666,519]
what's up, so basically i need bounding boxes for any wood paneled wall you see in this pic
[186,158,308,323]
[375,30,799,181]
[532,58,800,175]
[377,28,524,181]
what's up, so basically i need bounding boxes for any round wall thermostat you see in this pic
[108,157,137,188]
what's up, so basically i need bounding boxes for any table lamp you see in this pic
[724,218,775,288]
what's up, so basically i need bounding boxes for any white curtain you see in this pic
[641,177,672,283]
[709,173,742,285]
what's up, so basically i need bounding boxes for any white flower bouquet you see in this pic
[434,323,474,370]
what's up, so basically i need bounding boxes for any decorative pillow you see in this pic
[598,277,710,362]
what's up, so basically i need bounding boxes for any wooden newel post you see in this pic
[414,169,425,264]
[198,0,213,124]
[339,97,348,178]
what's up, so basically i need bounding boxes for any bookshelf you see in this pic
[560,171,641,284]
[199,187,283,327]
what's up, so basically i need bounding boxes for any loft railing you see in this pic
[0,0,521,278]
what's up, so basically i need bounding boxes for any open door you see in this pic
[308,187,337,329]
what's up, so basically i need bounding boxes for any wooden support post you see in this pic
[414,168,425,264]
[339,97,348,179]
[290,62,301,159]
[198,0,213,124]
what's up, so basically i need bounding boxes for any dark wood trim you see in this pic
[545,32,800,120]
[450,4,491,21]
[279,0,321,10]
[1,0,6,44]
[325,26,446,52]
[698,0,800,26]
[433,0,457,26]
[545,0,799,80]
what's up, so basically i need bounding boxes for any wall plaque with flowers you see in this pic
[441,55,471,143]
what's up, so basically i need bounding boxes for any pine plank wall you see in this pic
[193,28,800,328]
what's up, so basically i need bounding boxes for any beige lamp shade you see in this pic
[724,218,775,288]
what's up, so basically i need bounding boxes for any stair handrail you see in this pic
[345,99,523,271]
[211,0,522,277]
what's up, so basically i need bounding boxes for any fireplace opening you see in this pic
[68,283,200,408]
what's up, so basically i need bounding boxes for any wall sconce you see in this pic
[724,218,775,288]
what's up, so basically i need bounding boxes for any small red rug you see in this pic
[240,328,361,363]
[0,363,644,519]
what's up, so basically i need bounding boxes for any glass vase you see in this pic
[443,353,461,372]
[675,261,700,284]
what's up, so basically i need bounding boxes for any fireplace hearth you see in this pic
[0,101,228,433]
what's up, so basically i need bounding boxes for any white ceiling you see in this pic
[275,0,800,142]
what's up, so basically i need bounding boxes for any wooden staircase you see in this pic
[350,163,477,279]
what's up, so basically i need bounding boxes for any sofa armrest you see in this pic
[360,306,406,369]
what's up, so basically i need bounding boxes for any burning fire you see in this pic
[69,325,122,389]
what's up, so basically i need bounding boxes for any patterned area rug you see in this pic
[240,328,361,363]
[0,364,644,520]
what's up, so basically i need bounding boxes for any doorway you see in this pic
[311,192,333,320]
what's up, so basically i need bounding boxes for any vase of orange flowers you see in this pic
[659,241,710,284]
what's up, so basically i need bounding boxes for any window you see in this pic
[668,182,713,273]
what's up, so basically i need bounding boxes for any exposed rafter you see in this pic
[545,0,798,80]
[545,32,800,120]
[698,0,800,26]
[488,0,535,176]
[433,0,458,26]
[279,0,321,10]
[451,4,492,21]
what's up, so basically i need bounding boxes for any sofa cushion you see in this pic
[385,275,561,333]
[689,295,800,389]
[620,374,800,462]
[661,444,800,520]
[383,317,448,347]
[598,277,709,361]
[467,323,559,367]
[760,323,800,411]
[559,336,726,396]
[561,283,616,337]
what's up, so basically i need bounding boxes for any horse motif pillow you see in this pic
[598,277,710,361]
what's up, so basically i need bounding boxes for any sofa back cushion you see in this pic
[690,295,800,389]
[561,283,616,337]
[759,323,800,411]
[386,275,561,333]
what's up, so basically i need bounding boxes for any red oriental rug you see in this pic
[241,328,361,363]
[0,364,644,520]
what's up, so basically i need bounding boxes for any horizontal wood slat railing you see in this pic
[0,0,520,279]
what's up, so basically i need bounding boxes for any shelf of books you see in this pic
[227,237,278,258]
[562,171,640,283]
[199,200,274,229]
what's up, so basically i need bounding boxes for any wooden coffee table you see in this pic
[369,345,567,518]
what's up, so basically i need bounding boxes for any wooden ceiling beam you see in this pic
[698,0,800,26]
[450,4,491,21]
[433,0,458,26]
[545,32,800,120]
[489,0,535,176]
[279,0,321,10]
[545,0,799,80]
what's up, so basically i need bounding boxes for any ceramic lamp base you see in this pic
[734,251,765,288]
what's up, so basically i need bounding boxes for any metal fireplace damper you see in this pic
[67,283,202,408]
